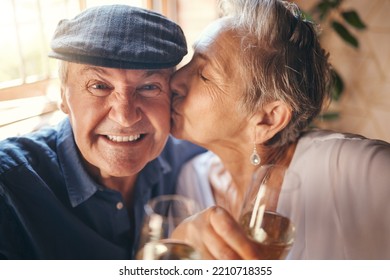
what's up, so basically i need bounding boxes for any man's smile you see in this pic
[106,134,141,142]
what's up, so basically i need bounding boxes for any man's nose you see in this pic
[108,93,142,127]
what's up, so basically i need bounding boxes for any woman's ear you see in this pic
[253,101,292,144]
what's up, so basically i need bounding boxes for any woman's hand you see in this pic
[171,206,263,259]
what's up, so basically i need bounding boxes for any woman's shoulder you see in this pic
[298,129,390,151]
[292,128,390,173]
[176,151,217,209]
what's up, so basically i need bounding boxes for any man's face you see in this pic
[60,62,172,179]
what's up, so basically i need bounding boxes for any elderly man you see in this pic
[0,5,203,259]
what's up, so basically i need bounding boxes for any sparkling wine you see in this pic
[136,240,200,260]
[241,211,294,259]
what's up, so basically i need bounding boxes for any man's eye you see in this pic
[136,84,163,98]
[88,83,112,97]
[91,84,108,89]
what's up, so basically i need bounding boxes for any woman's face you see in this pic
[170,19,252,150]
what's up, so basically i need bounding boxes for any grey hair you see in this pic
[218,0,332,146]
[57,60,69,85]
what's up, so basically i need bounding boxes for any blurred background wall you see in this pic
[295,0,390,142]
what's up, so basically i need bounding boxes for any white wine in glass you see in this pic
[136,239,200,260]
[239,165,300,259]
[136,195,201,260]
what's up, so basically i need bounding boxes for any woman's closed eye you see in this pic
[198,69,210,82]
[200,74,209,82]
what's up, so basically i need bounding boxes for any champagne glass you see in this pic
[136,194,201,260]
[239,164,301,259]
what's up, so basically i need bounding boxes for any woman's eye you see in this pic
[136,84,163,98]
[87,82,112,97]
[198,70,209,82]
[200,74,209,82]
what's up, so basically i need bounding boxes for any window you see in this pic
[0,0,79,89]
[0,0,170,139]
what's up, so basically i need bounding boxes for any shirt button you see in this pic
[116,202,124,210]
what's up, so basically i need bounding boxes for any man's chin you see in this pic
[102,164,145,178]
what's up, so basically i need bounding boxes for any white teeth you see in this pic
[106,134,141,142]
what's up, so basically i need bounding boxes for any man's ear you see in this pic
[253,101,292,144]
[59,87,69,115]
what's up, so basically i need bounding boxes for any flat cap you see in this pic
[49,5,187,69]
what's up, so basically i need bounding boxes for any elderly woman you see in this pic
[170,0,390,259]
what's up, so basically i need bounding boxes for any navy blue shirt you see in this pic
[0,119,204,259]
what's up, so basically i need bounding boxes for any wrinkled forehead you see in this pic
[64,62,173,85]
[193,18,241,79]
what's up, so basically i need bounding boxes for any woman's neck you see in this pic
[208,145,261,217]
[208,142,297,218]
[259,141,297,167]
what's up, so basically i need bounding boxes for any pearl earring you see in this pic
[250,143,261,166]
[250,127,261,166]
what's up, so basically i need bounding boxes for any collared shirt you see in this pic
[0,118,204,259]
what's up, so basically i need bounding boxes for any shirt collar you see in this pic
[57,119,99,207]
[56,118,172,207]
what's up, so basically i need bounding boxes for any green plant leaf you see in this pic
[331,69,344,101]
[342,10,367,29]
[328,0,343,8]
[332,21,359,48]
[316,2,332,20]
[312,0,343,20]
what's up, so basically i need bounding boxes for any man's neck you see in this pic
[82,158,138,207]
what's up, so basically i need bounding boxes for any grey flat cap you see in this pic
[49,5,187,69]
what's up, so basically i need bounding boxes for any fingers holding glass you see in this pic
[239,165,301,259]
